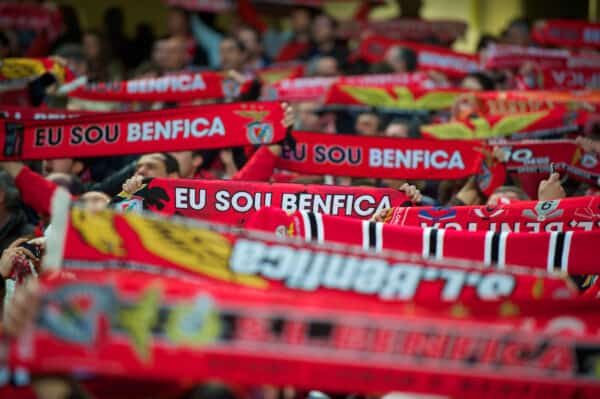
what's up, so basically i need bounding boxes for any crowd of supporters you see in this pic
[1,0,600,398]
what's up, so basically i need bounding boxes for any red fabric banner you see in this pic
[48,206,577,305]
[533,19,600,49]
[324,83,465,110]
[255,63,305,84]
[384,196,600,233]
[247,207,600,274]
[357,36,480,78]
[12,269,600,398]
[263,72,433,102]
[339,18,467,43]
[422,107,587,140]
[0,102,286,160]
[110,177,410,225]
[68,71,250,102]
[277,132,485,180]
[0,57,75,85]
[498,139,600,187]
[539,68,600,90]
[482,44,571,69]
[0,2,62,39]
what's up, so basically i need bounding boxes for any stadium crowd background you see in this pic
[1,0,600,398]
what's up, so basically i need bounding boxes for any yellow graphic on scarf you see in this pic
[124,212,267,288]
[423,111,549,139]
[117,286,160,361]
[70,208,267,288]
[0,58,66,83]
[70,208,126,256]
[339,85,460,110]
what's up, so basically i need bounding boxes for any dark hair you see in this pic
[160,153,181,176]
[463,72,496,91]
[0,31,9,48]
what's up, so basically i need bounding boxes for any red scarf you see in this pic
[263,72,432,102]
[277,132,485,180]
[68,71,250,102]
[471,91,600,115]
[339,18,467,44]
[482,44,570,69]
[0,102,286,160]
[0,3,62,40]
[246,207,600,274]
[110,177,410,225]
[384,196,600,232]
[356,35,480,78]
[533,19,600,49]
[500,139,600,187]
[0,57,75,84]
[324,82,465,110]
[12,269,600,398]
[539,68,600,90]
[422,107,587,140]
[48,206,576,305]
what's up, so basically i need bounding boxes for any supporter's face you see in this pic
[356,114,380,136]
[385,123,410,138]
[136,154,168,178]
[170,151,194,179]
[82,34,101,60]
[152,39,168,67]
[505,26,530,47]
[312,15,334,44]
[220,39,244,70]
[487,191,520,206]
[43,158,75,176]
[460,76,484,91]
[162,37,188,72]
[167,9,188,36]
[297,102,320,130]
[237,28,260,57]
[384,47,407,73]
[291,9,311,33]
[314,57,339,77]
[80,191,110,212]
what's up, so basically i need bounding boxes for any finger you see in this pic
[16,247,37,260]
[8,238,30,249]
[549,172,560,182]
[399,183,408,191]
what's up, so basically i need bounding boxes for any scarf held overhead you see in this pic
[110,177,410,225]
[12,270,600,399]
[277,132,484,180]
[533,19,600,49]
[0,102,286,160]
[47,206,576,306]
[68,71,251,102]
[246,207,600,274]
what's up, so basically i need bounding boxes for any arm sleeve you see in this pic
[190,14,223,69]
[15,166,62,218]
[85,162,137,197]
[232,146,279,181]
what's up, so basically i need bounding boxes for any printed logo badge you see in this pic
[581,153,598,169]
[235,108,274,145]
[221,79,240,99]
[470,206,505,220]
[117,196,144,212]
[418,207,457,222]
[522,200,564,221]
